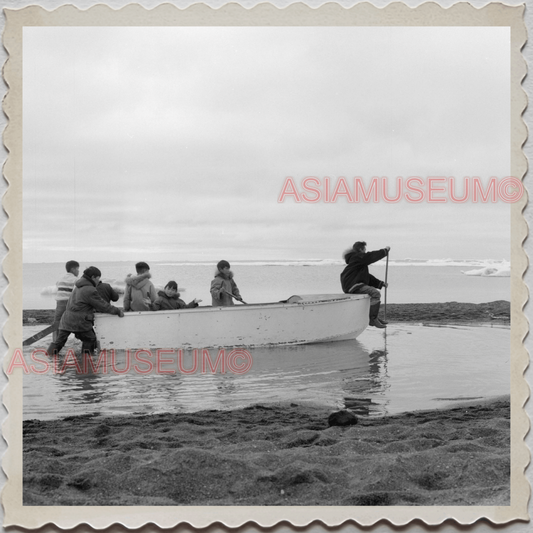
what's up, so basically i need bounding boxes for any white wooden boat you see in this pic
[94,293,370,349]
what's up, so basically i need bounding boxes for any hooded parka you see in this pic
[340,248,388,294]
[210,271,241,306]
[151,290,199,311]
[59,275,122,332]
[123,272,158,311]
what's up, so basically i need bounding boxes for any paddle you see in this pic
[23,324,57,346]
[384,250,389,322]
[221,289,248,305]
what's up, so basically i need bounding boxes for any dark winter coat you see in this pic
[340,248,388,293]
[96,282,120,303]
[59,275,122,332]
[151,291,199,311]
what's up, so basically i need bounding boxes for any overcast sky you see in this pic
[23,26,511,263]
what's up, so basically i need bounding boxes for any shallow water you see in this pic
[22,323,509,421]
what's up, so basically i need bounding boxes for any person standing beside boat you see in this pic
[46,266,124,357]
[340,241,390,329]
[150,281,202,310]
[211,260,243,306]
[123,262,158,312]
[51,260,80,342]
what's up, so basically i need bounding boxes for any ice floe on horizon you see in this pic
[461,263,511,277]
[380,258,510,269]
[38,259,511,296]
[40,278,126,296]
[158,258,510,269]
[158,259,343,267]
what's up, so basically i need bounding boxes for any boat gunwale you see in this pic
[94,294,369,319]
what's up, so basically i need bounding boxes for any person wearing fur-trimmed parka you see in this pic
[210,260,242,306]
[150,281,201,311]
[340,241,390,328]
[123,262,158,312]
[46,266,124,357]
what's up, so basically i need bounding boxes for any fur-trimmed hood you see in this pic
[125,271,153,291]
[213,269,235,280]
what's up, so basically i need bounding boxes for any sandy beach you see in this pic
[23,397,510,506]
[22,301,511,506]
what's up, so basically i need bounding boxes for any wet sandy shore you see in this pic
[23,396,510,506]
[22,301,511,506]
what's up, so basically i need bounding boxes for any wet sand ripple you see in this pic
[23,398,510,506]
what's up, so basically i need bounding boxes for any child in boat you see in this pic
[52,260,80,341]
[150,281,201,310]
[123,262,158,312]
[210,260,243,306]
[340,241,390,328]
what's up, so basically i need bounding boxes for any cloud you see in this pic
[22,26,511,263]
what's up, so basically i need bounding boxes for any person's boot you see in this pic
[369,303,386,328]
[45,342,57,357]
[82,339,98,359]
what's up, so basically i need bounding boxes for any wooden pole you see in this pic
[222,288,248,305]
[23,324,57,346]
[384,251,389,321]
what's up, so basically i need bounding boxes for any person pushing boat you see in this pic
[340,241,390,328]
[46,266,124,357]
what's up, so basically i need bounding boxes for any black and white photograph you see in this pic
[1,1,530,529]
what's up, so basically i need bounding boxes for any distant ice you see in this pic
[378,258,510,271]
[38,259,511,296]
[40,286,58,296]
[40,278,125,296]
[461,263,511,277]
[158,259,345,267]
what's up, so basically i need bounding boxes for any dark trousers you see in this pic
[52,300,68,342]
[348,283,381,305]
[47,328,97,356]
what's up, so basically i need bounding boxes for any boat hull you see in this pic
[94,294,370,349]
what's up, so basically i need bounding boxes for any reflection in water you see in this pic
[343,346,391,416]
[22,324,510,421]
[65,369,103,405]
[49,352,101,409]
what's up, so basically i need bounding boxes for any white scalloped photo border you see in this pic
[1,2,529,529]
